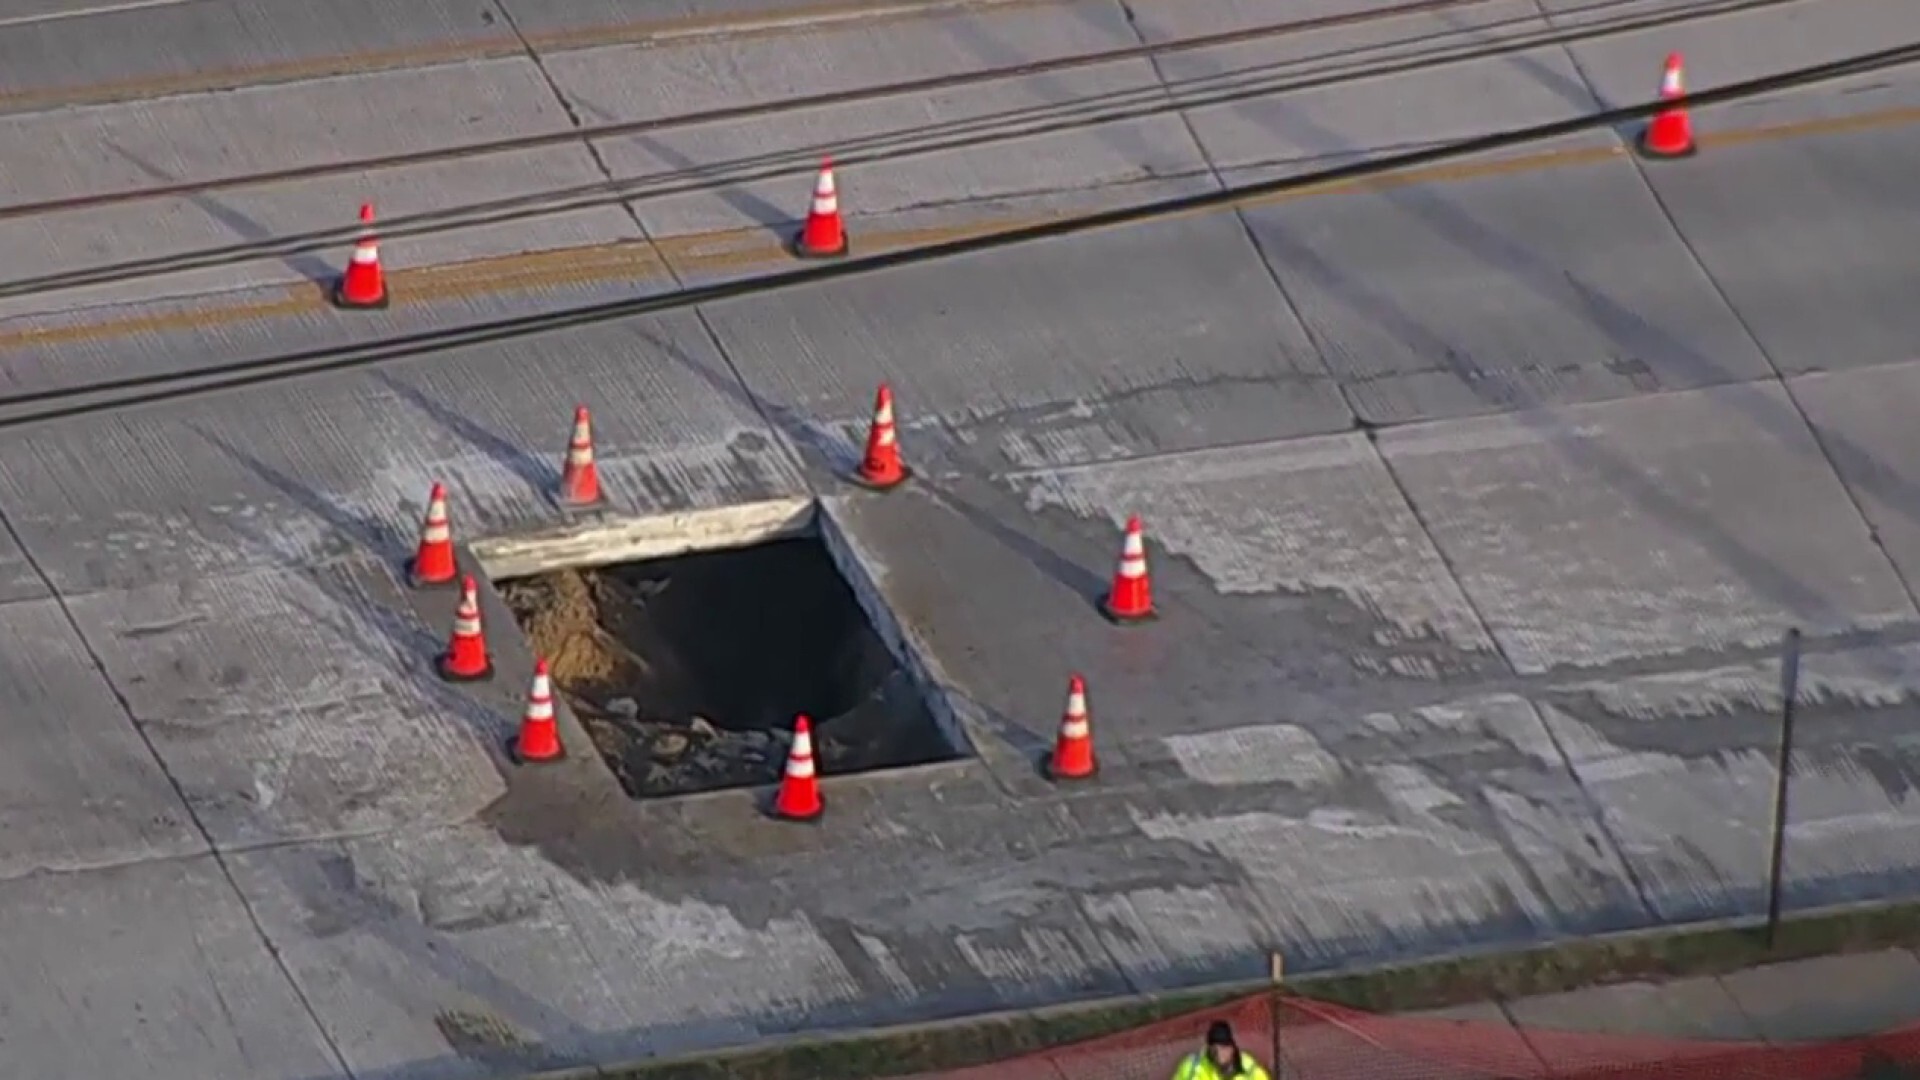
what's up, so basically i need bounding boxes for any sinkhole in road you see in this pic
[497,535,958,799]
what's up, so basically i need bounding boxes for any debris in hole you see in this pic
[499,539,955,798]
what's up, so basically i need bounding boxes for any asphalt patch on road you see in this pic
[499,537,955,797]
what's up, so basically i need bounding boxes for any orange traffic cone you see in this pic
[1047,674,1097,781]
[793,158,849,259]
[1639,53,1696,159]
[557,405,603,507]
[851,383,910,490]
[771,715,824,822]
[1101,514,1156,623]
[332,202,390,309]
[437,575,493,682]
[512,659,565,764]
[408,482,457,588]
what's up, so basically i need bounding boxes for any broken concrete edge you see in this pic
[811,498,976,761]
[470,499,817,579]
[531,898,1920,1080]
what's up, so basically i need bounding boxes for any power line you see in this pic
[1,40,1912,430]
[0,0,1786,299]
[0,0,1515,222]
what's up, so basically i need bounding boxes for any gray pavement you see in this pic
[1,0,1920,1076]
[1415,947,1920,1049]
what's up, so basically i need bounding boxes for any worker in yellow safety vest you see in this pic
[1171,1020,1272,1080]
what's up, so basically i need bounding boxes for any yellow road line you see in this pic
[3,100,1913,353]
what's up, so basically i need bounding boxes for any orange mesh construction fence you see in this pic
[896,991,1920,1080]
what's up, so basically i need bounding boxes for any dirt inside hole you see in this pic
[499,538,957,798]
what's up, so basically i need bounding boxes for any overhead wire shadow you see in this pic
[370,368,554,496]
[1204,11,1920,669]
[106,141,338,285]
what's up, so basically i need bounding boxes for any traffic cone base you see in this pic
[510,733,567,765]
[1636,127,1697,160]
[408,556,457,590]
[1045,751,1099,782]
[792,228,849,260]
[848,462,912,492]
[331,280,390,310]
[436,651,494,683]
[774,796,825,824]
[407,559,457,589]
[1100,595,1160,625]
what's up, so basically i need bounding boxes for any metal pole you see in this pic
[1268,951,1284,1079]
[1764,627,1802,949]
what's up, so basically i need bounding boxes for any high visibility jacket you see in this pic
[1170,1049,1272,1080]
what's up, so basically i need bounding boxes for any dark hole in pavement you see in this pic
[498,537,958,798]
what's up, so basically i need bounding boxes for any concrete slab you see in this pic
[556,15,1215,239]
[65,559,510,850]
[1237,150,1775,426]
[700,212,1347,476]
[1789,363,1920,595]
[1501,977,1762,1041]
[502,0,1084,46]
[1545,0,1920,108]
[0,56,569,205]
[0,146,640,319]
[0,854,339,1079]
[0,0,517,110]
[1161,4,1607,175]
[541,0,1135,123]
[0,309,803,592]
[1636,118,1920,377]
[1377,383,1913,674]
[0,597,204,876]
[229,818,1136,1076]
[1132,691,1649,969]
[1008,434,1501,668]
[1542,641,1920,921]
[1719,950,1920,1040]
[826,476,1650,954]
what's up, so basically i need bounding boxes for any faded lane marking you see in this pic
[2,101,1913,352]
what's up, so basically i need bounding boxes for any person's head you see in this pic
[1205,1020,1238,1069]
